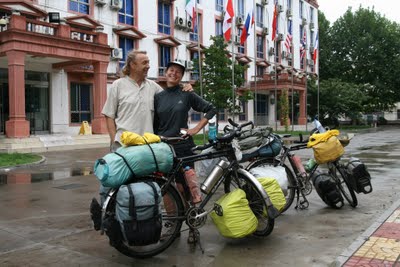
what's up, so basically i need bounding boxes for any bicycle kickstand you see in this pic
[295,188,309,210]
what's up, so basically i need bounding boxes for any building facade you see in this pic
[0,0,319,138]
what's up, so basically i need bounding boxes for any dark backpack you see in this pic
[311,170,344,209]
[116,181,162,246]
[346,157,372,194]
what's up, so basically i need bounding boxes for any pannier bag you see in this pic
[311,170,344,209]
[210,188,258,238]
[94,142,174,188]
[115,181,162,246]
[308,130,344,164]
[346,157,372,194]
[257,177,287,212]
[248,166,288,195]
[241,135,282,162]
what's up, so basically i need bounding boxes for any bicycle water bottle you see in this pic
[208,116,217,142]
[314,117,326,133]
[200,159,229,194]
[291,155,307,178]
[184,166,202,204]
[304,158,317,172]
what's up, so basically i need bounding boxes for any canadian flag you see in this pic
[223,0,234,41]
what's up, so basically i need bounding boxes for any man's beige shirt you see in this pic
[102,76,163,142]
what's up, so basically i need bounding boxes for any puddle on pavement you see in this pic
[0,167,93,185]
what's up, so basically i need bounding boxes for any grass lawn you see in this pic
[0,153,42,168]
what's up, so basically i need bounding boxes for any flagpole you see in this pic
[253,0,257,126]
[231,0,235,123]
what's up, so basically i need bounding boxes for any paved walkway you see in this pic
[336,199,400,266]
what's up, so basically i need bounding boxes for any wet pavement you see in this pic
[0,126,399,266]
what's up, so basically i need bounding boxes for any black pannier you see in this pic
[311,170,344,209]
[346,157,372,194]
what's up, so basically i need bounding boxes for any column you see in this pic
[91,61,108,134]
[298,90,307,125]
[5,50,29,137]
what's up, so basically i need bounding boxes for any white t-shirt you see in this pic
[102,76,163,142]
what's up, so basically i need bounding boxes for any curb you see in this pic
[331,198,400,266]
[0,155,46,171]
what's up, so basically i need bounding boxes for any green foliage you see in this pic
[307,78,368,127]
[193,36,249,113]
[279,89,289,131]
[324,7,400,111]
[0,153,42,167]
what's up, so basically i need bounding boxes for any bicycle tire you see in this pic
[246,159,296,213]
[329,162,358,207]
[104,178,185,258]
[224,172,275,237]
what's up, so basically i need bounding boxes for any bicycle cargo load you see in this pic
[307,130,344,164]
[248,166,288,194]
[346,157,372,194]
[257,178,287,212]
[115,181,162,246]
[241,135,282,161]
[94,142,174,188]
[210,188,258,238]
[237,126,273,151]
[311,170,344,209]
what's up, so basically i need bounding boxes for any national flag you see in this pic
[185,0,196,31]
[313,32,319,64]
[271,1,278,41]
[284,20,292,51]
[223,0,234,41]
[240,0,255,45]
[300,27,307,60]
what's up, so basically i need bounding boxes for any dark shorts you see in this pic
[171,138,195,183]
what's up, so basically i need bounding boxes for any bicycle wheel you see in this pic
[103,178,185,258]
[224,172,275,237]
[329,162,358,208]
[246,159,296,213]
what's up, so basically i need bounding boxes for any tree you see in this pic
[193,36,249,113]
[307,78,369,127]
[326,7,400,111]
[279,89,289,131]
[317,10,332,80]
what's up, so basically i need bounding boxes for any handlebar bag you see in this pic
[94,142,173,188]
[115,181,162,246]
[310,136,344,164]
[210,189,258,238]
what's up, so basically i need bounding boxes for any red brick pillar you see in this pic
[91,61,108,134]
[298,90,307,125]
[6,50,29,137]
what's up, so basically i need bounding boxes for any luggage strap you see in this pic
[141,137,160,172]
[127,182,159,219]
[114,152,136,179]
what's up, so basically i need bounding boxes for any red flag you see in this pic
[271,2,278,41]
[223,0,234,41]
[313,32,319,64]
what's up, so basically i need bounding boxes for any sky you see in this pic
[317,0,400,24]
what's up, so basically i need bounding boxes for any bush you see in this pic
[377,116,387,125]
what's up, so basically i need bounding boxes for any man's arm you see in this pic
[105,116,117,143]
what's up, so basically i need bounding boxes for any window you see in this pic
[70,83,92,123]
[190,51,200,80]
[190,14,201,42]
[215,20,223,36]
[310,30,314,48]
[239,100,247,121]
[159,45,171,76]
[158,2,171,34]
[218,108,226,121]
[69,0,89,14]
[191,112,201,122]
[215,0,223,12]
[237,28,244,54]
[256,35,264,58]
[287,0,292,10]
[256,65,265,77]
[299,1,304,19]
[310,7,314,22]
[397,109,400,120]
[237,0,245,18]
[119,0,134,25]
[119,36,135,70]
[256,4,263,28]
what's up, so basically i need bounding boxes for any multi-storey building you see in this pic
[0,0,318,138]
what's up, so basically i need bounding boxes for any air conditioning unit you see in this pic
[111,48,123,60]
[309,46,315,54]
[286,9,292,18]
[234,35,241,44]
[94,0,106,6]
[174,16,185,29]
[302,18,307,25]
[186,20,193,31]
[262,27,268,36]
[185,60,194,70]
[282,51,287,59]
[309,22,315,29]
[307,59,314,66]
[236,16,244,26]
[278,5,284,12]
[261,0,268,6]
[287,53,293,59]
[276,33,284,41]
[110,0,123,10]
[269,47,275,55]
